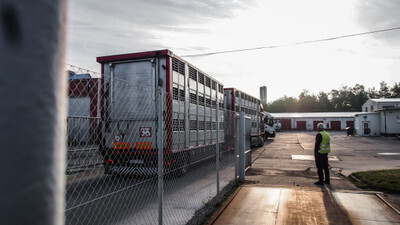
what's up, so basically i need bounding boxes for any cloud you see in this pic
[161,0,255,19]
[66,0,256,66]
[68,0,255,29]
[355,0,400,44]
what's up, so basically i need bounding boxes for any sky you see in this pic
[66,0,400,103]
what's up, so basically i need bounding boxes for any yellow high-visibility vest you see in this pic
[318,130,331,154]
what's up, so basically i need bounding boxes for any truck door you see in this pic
[104,60,157,151]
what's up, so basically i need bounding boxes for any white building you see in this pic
[354,112,381,136]
[362,98,400,112]
[354,99,400,136]
[270,99,400,136]
[272,112,356,131]
[354,109,400,136]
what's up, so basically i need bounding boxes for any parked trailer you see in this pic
[68,73,101,146]
[97,50,225,176]
[224,88,265,147]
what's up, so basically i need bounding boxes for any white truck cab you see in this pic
[264,112,276,139]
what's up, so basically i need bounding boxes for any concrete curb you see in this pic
[376,194,400,215]
[207,186,243,225]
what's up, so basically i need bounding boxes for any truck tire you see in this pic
[180,157,190,175]
[176,153,190,177]
[258,136,264,147]
[104,164,112,175]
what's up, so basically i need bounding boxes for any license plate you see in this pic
[129,159,144,164]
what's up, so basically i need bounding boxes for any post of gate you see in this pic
[216,98,220,196]
[0,1,67,225]
[239,112,246,182]
[157,86,164,225]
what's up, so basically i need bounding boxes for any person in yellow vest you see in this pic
[314,123,331,185]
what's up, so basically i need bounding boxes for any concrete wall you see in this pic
[354,113,380,136]
[283,117,354,131]
[379,110,400,135]
[363,99,400,112]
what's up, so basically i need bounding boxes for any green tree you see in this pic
[350,84,369,111]
[298,90,317,112]
[330,86,354,112]
[367,87,379,99]
[266,96,298,112]
[390,82,400,98]
[266,81,396,113]
[316,91,333,112]
[378,81,391,98]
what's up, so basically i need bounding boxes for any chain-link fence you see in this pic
[65,64,252,225]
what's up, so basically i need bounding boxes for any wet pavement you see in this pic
[213,186,400,224]
[209,131,400,225]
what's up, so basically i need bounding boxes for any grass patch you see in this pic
[350,169,400,194]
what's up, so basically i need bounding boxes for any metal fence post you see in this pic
[239,112,245,182]
[157,87,164,225]
[216,99,220,196]
[235,113,239,180]
[0,1,67,224]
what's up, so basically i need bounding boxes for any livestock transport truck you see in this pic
[224,88,265,147]
[96,50,225,176]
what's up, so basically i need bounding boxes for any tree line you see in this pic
[264,81,400,113]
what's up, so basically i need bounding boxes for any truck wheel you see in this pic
[258,137,264,147]
[104,164,112,175]
[181,158,189,174]
[178,154,190,176]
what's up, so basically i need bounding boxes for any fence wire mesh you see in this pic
[65,64,243,225]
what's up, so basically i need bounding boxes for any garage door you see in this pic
[313,121,323,130]
[281,119,291,130]
[297,121,306,130]
[331,121,341,130]
[346,121,354,128]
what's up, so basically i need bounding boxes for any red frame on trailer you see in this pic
[96,49,173,155]
[68,77,100,144]
[96,49,171,64]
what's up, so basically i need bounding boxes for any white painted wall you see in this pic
[354,113,380,136]
[379,110,400,135]
[290,117,354,131]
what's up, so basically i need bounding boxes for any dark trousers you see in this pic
[315,153,329,182]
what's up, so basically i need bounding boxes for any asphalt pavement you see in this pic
[208,131,400,225]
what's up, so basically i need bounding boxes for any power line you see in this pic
[181,26,400,57]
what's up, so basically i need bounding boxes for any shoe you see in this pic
[314,181,324,185]
[324,180,330,184]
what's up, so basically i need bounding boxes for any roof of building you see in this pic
[68,73,92,80]
[271,112,359,118]
[353,112,379,116]
[366,98,400,103]
[374,107,400,112]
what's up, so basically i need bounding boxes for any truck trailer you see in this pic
[96,50,225,176]
[224,88,265,147]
